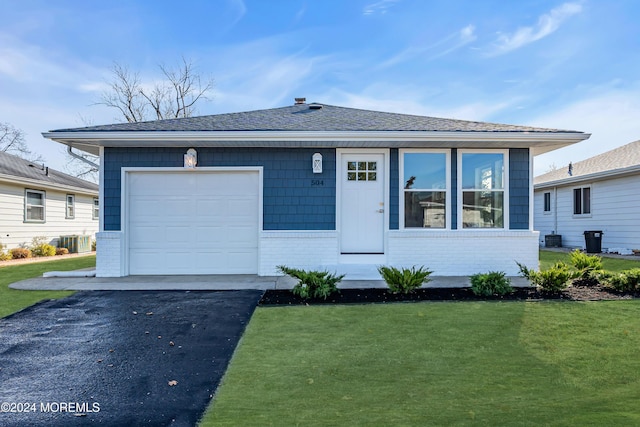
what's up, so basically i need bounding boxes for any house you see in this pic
[534,140,640,253]
[43,100,589,279]
[0,150,99,251]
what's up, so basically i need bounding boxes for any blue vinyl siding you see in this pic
[450,148,458,230]
[509,148,530,230]
[103,147,336,231]
[389,149,399,230]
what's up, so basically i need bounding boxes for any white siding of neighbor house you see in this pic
[0,180,98,250]
[534,174,640,251]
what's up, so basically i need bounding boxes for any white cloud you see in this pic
[379,25,476,68]
[528,87,640,175]
[363,0,400,16]
[488,2,583,56]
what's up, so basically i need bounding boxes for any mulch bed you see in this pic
[259,284,639,306]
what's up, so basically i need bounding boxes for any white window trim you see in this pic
[66,194,76,219]
[399,149,451,230]
[24,189,46,223]
[92,197,99,220]
[457,149,509,230]
[572,185,592,218]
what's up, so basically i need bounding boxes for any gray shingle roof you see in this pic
[535,140,640,185]
[0,150,98,193]
[50,103,577,133]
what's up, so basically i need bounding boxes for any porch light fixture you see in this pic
[184,148,197,168]
[312,152,322,174]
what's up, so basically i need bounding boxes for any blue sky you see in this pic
[1,0,639,175]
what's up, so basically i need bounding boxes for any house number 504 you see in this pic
[311,180,324,186]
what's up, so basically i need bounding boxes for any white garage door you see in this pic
[127,170,259,275]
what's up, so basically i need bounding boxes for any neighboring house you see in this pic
[0,150,99,250]
[534,140,640,253]
[43,100,588,279]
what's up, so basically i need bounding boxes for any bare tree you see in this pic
[0,122,44,163]
[68,58,213,181]
[99,57,214,123]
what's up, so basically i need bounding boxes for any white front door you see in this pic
[340,153,385,253]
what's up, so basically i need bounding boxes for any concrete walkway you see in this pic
[9,272,531,291]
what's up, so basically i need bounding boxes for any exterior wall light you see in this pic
[312,152,322,174]
[184,148,197,168]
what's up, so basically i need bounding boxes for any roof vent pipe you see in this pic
[294,97,306,104]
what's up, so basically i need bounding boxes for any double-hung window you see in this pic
[66,194,75,219]
[401,150,449,228]
[573,187,591,215]
[25,189,46,222]
[93,198,99,220]
[460,151,506,228]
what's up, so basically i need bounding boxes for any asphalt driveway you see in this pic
[0,290,263,427]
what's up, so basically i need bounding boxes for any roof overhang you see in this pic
[0,173,99,195]
[535,164,640,190]
[43,130,590,157]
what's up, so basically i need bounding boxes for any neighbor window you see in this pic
[573,187,591,215]
[25,189,45,222]
[402,151,448,228]
[460,151,506,228]
[543,192,551,212]
[66,194,75,219]
[93,198,99,220]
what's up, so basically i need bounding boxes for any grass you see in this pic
[540,249,640,272]
[0,255,95,318]
[201,301,640,426]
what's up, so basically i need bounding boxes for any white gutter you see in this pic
[0,173,98,195]
[43,130,590,144]
[535,164,640,189]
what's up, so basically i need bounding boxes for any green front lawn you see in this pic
[540,249,640,272]
[0,256,95,318]
[202,301,640,426]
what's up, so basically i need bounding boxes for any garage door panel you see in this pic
[165,226,193,244]
[128,170,259,275]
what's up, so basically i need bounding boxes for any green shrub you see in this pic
[10,248,32,259]
[55,247,69,256]
[277,266,344,300]
[0,241,10,261]
[30,236,56,257]
[518,261,572,292]
[569,250,604,286]
[378,265,433,294]
[603,268,640,292]
[470,271,512,296]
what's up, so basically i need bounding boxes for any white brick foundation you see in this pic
[96,229,539,279]
[96,231,124,277]
[259,231,339,275]
[387,230,539,276]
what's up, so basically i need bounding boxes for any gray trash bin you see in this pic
[583,231,603,253]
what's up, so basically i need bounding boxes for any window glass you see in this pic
[543,192,551,212]
[573,187,591,215]
[402,152,447,229]
[404,191,446,228]
[582,187,591,214]
[461,153,504,190]
[461,152,505,228]
[403,153,446,189]
[462,191,504,228]
[66,195,75,219]
[93,198,99,220]
[25,190,45,222]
